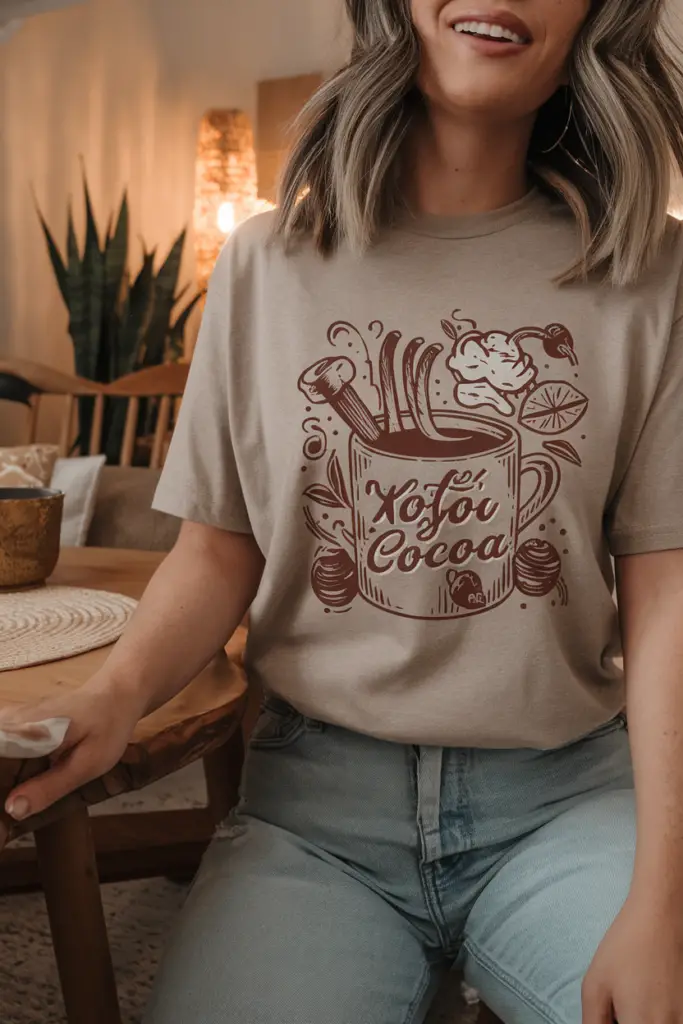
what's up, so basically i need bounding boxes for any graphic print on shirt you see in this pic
[298,313,587,620]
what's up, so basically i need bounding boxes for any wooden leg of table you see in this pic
[202,728,245,827]
[34,803,121,1024]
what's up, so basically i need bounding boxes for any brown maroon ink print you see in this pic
[447,569,486,610]
[311,549,359,608]
[299,311,585,619]
[514,539,569,605]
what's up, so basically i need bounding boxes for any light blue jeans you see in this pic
[145,699,635,1024]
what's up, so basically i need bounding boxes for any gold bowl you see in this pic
[0,488,64,589]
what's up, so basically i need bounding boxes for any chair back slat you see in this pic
[0,359,101,456]
[101,364,189,467]
[88,394,106,457]
[151,395,173,469]
[0,360,188,466]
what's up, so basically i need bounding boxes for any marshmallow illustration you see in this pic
[447,330,538,416]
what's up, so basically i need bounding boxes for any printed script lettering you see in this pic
[365,469,508,574]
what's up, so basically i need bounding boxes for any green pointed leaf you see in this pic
[104,192,128,320]
[172,291,204,335]
[66,202,90,377]
[156,229,186,303]
[140,229,188,366]
[167,291,204,361]
[35,205,69,307]
[118,253,155,372]
[81,162,101,260]
[84,233,105,382]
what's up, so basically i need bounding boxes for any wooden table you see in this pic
[0,548,248,1024]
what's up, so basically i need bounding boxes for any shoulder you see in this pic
[210,210,282,286]
[638,216,683,321]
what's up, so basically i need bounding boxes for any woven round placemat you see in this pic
[0,586,138,672]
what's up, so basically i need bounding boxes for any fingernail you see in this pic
[6,796,30,820]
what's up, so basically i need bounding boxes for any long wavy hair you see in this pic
[274,0,683,285]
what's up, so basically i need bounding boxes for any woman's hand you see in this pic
[582,890,683,1023]
[0,675,145,836]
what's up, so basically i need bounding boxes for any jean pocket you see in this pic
[249,695,322,750]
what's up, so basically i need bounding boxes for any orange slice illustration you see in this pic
[519,381,588,435]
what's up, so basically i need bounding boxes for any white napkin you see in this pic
[0,718,70,759]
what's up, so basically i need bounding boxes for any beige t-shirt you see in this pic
[154,192,683,748]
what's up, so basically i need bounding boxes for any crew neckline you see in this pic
[394,188,545,240]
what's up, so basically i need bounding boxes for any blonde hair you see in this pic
[275,0,683,286]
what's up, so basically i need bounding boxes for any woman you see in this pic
[4,1,683,1021]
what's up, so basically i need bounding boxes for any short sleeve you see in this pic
[607,316,683,556]
[152,241,252,534]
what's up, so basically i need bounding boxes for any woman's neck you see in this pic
[408,103,535,217]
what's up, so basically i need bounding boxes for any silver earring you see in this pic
[541,94,574,154]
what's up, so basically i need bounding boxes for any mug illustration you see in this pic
[350,411,560,619]
[298,312,584,620]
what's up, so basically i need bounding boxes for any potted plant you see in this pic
[36,168,203,462]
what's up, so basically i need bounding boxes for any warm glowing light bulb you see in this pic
[669,206,683,221]
[218,201,236,235]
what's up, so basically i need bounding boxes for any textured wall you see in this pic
[0,0,349,438]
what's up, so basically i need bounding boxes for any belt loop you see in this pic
[416,745,443,861]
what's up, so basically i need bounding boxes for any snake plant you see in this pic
[36,169,203,461]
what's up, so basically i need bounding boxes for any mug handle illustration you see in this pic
[518,453,561,532]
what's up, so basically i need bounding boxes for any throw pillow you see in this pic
[0,444,59,488]
[50,455,107,547]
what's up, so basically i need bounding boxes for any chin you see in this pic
[429,84,526,118]
[421,65,534,116]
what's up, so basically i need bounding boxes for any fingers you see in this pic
[582,978,615,1024]
[4,743,97,821]
[0,703,34,725]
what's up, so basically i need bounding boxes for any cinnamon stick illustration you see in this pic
[401,338,444,439]
[413,343,444,440]
[402,337,424,429]
[299,357,382,443]
[379,330,403,433]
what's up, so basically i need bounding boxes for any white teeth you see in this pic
[454,20,526,44]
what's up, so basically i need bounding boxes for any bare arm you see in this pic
[0,521,263,826]
[616,549,683,900]
[102,520,264,718]
[582,551,683,1023]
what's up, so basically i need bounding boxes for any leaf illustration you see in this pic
[543,440,582,467]
[519,381,588,435]
[326,452,352,508]
[303,507,339,546]
[303,484,344,509]
[441,319,458,342]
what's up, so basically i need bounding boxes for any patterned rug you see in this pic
[0,763,480,1024]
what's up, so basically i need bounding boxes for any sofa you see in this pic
[86,466,180,552]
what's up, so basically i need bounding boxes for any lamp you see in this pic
[193,109,275,292]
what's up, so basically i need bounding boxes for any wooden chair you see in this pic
[0,357,103,456]
[0,358,188,467]
[94,363,190,468]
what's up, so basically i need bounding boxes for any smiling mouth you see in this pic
[452,20,531,45]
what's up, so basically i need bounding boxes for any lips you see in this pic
[449,10,533,45]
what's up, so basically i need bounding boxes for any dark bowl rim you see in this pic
[0,487,64,501]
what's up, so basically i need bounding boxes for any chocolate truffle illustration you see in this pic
[447,569,486,610]
[514,539,567,603]
[311,549,359,608]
